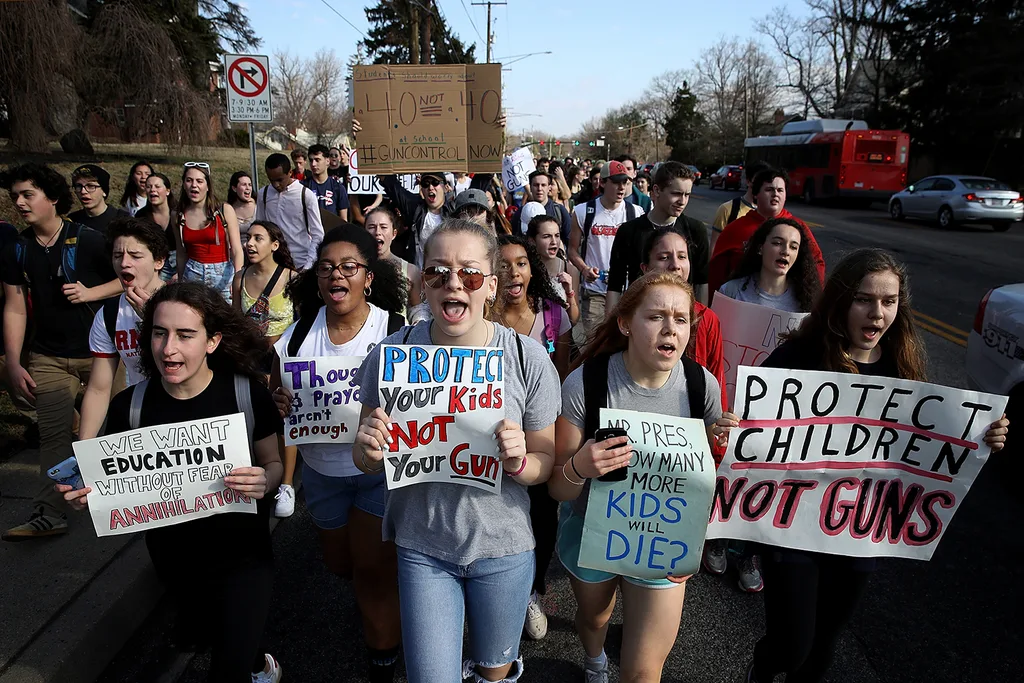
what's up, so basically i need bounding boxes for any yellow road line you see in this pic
[914,311,969,338]
[914,319,968,347]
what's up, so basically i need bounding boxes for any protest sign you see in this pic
[352,64,503,174]
[707,366,1008,560]
[280,356,363,446]
[502,146,536,192]
[711,293,808,410]
[75,414,256,537]
[348,150,420,196]
[377,344,506,493]
[578,408,716,580]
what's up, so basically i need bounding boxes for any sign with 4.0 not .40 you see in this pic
[225,54,273,123]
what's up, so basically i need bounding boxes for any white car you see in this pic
[966,284,1024,451]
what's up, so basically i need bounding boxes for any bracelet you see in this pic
[361,449,385,473]
[562,460,585,486]
[570,454,586,481]
[507,455,528,477]
[566,290,576,299]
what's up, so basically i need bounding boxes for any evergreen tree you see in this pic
[362,0,476,65]
[664,83,706,164]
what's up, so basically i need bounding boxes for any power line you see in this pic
[457,0,485,43]
[317,0,365,38]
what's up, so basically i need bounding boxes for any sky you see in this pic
[244,0,808,136]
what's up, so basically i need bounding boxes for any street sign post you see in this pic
[225,54,273,195]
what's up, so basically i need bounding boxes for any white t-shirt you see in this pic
[274,304,391,477]
[89,294,145,386]
[123,194,146,217]
[573,199,644,294]
[454,177,472,195]
[416,211,444,269]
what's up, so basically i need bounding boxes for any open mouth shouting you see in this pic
[326,282,350,304]
[161,358,185,377]
[861,324,883,344]
[441,297,469,324]
[119,270,136,286]
[775,257,790,271]
[656,341,678,359]
[507,282,524,299]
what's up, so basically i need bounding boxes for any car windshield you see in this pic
[960,178,1012,191]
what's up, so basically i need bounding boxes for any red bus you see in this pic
[744,119,910,203]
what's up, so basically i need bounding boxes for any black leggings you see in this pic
[752,550,873,683]
[528,483,559,595]
[146,534,274,682]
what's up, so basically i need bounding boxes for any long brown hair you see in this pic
[573,272,694,371]
[785,248,926,380]
[728,216,822,312]
[175,165,220,220]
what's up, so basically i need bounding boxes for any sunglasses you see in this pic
[184,162,211,171]
[421,177,443,188]
[316,261,368,279]
[422,266,491,291]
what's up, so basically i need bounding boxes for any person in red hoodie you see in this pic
[709,168,825,297]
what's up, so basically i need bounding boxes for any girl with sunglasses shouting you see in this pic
[354,219,561,683]
[270,225,407,682]
[176,162,244,303]
[549,271,737,683]
[741,248,1009,683]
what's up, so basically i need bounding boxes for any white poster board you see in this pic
[707,366,1008,560]
[348,150,419,195]
[280,357,364,445]
[75,414,256,537]
[377,344,505,493]
[502,147,536,192]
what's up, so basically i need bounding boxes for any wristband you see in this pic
[567,290,576,299]
[507,455,528,477]
[562,460,585,486]
[570,454,586,481]
[361,449,384,473]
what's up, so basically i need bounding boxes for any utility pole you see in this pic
[472,0,507,63]
[411,2,421,64]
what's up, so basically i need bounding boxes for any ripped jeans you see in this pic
[396,545,533,683]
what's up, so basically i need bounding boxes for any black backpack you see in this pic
[286,311,406,357]
[582,353,706,440]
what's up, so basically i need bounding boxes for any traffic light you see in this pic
[573,140,580,146]
[539,140,545,146]
[588,141,595,147]
[555,140,561,146]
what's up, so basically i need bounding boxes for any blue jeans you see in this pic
[396,546,534,683]
[183,258,234,303]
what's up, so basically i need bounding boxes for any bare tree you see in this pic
[758,7,835,116]
[272,49,349,143]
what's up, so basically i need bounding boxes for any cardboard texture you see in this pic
[353,64,502,174]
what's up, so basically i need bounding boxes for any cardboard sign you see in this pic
[280,356,363,445]
[75,414,256,537]
[502,147,536,192]
[707,367,1008,560]
[578,409,716,580]
[711,293,808,410]
[353,64,503,174]
[377,344,506,493]
[348,149,420,196]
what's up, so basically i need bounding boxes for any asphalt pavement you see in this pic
[93,191,1024,682]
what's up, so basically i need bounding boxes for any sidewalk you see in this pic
[0,444,164,683]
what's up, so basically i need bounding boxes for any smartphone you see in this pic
[595,427,630,482]
[47,456,84,490]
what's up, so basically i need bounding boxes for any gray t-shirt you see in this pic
[356,321,561,564]
[561,352,723,517]
[718,275,802,312]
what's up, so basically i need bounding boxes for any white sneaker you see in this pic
[274,484,295,518]
[524,591,548,640]
[252,653,282,682]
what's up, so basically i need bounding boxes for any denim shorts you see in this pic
[556,501,679,590]
[183,259,234,303]
[302,466,388,530]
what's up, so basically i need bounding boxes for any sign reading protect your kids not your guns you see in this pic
[75,414,256,537]
[377,345,506,493]
[707,366,1007,559]
[578,409,716,580]
[281,356,363,446]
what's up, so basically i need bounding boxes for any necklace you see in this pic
[502,303,535,333]
[35,224,63,252]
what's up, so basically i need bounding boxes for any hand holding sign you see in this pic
[224,466,269,499]
[355,407,392,471]
[57,483,92,511]
[495,419,527,472]
[985,414,1010,451]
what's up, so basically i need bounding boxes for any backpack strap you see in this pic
[14,239,30,285]
[129,379,149,430]
[286,314,318,357]
[103,296,120,343]
[681,356,707,421]
[625,201,637,222]
[512,331,526,383]
[581,199,597,261]
[582,353,611,441]
[728,196,741,224]
[233,374,255,452]
[541,299,559,355]
[387,311,405,336]
[59,222,80,284]
[402,325,415,343]
[301,186,311,236]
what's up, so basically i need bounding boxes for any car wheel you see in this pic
[890,200,904,221]
[992,221,1012,232]
[937,206,955,229]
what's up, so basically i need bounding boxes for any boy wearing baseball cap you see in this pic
[68,164,130,234]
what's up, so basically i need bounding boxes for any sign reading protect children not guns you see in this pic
[353,64,503,174]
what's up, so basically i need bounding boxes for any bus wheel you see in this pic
[802,182,815,204]
[890,200,904,221]
[938,206,955,229]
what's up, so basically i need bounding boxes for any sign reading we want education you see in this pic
[377,344,506,493]
[353,64,503,174]
[75,414,256,537]
[707,367,1008,560]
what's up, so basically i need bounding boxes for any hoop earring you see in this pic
[364,285,372,297]
[419,289,427,303]
[316,289,323,300]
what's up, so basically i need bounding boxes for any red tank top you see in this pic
[181,212,229,264]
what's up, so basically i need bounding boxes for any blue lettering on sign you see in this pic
[381,346,505,383]
[604,531,689,571]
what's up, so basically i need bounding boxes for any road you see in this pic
[97,192,1024,683]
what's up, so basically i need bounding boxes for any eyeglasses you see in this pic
[184,162,211,171]
[72,183,101,193]
[316,261,368,279]
[422,266,491,291]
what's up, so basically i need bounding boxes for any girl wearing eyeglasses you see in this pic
[269,224,407,683]
[176,162,244,303]
[353,218,561,683]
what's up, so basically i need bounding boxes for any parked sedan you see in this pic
[686,165,702,185]
[709,165,743,191]
[889,175,1023,231]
